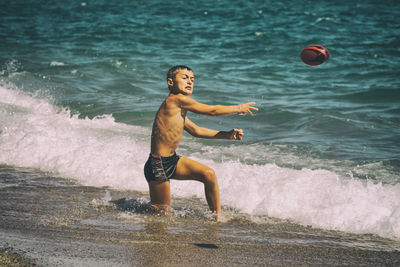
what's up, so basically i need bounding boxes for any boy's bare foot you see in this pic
[213,213,228,223]
[151,204,171,214]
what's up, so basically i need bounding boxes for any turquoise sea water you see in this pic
[1,0,400,241]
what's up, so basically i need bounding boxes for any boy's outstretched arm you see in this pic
[184,117,243,140]
[176,95,258,116]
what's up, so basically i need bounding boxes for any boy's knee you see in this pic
[202,168,216,183]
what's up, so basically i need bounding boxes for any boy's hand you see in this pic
[238,102,258,116]
[228,128,243,140]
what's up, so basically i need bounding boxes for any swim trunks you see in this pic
[144,153,180,182]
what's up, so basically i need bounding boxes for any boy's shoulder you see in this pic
[166,93,194,103]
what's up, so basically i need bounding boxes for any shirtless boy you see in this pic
[144,65,257,217]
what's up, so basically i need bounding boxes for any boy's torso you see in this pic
[151,94,187,157]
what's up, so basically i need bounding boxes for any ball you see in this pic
[300,44,330,66]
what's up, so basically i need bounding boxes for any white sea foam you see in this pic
[49,61,65,66]
[0,84,149,191]
[1,84,400,240]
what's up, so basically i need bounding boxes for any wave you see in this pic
[1,84,399,240]
[0,83,150,190]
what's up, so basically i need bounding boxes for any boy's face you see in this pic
[167,69,194,95]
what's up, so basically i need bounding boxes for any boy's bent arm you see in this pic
[184,117,243,140]
[177,95,257,116]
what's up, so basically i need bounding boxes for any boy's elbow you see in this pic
[209,107,219,116]
[190,129,199,137]
[190,128,207,138]
[187,128,201,137]
[209,110,218,116]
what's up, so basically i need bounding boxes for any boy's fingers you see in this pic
[237,102,257,115]
[233,129,243,140]
[247,105,258,115]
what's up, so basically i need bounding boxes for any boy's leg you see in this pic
[172,156,221,214]
[148,180,171,212]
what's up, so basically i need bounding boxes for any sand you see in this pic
[1,166,399,266]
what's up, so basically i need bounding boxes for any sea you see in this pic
[1,0,400,264]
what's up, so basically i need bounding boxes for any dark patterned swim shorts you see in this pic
[144,153,180,182]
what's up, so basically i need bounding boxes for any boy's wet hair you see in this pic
[167,65,193,79]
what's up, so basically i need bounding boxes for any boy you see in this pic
[144,65,257,217]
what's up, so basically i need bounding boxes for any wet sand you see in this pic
[1,165,400,266]
[2,225,400,267]
[0,248,37,267]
